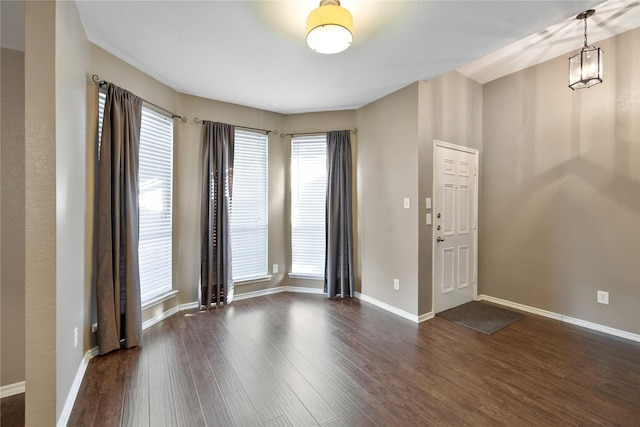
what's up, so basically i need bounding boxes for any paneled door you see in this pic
[433,141,478,313]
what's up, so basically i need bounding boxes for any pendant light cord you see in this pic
[583,16,589,48]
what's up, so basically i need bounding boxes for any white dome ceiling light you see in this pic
[306,0,353,54]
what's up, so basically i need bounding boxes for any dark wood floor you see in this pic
[1,393,24,427]
[62,293,640,426]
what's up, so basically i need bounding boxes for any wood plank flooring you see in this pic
[1,393,24,427]
[61,293,640,426]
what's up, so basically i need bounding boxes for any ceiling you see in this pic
[5,1,640,114]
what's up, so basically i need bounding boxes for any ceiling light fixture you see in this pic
[306,0,353,54]
[569,9,603,90]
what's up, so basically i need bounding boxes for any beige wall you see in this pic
[176,94,285,302]
[175,100,358,299]
[55,0,90,417]
[481,28,640,334]
[22,1,91,422]
[86,45,360,308]
[1,47,26,388]
[24,1,57,423]
[417,72,483,315]
[86,44,183,329]
[13,4,638,425]
[356,83,420,315]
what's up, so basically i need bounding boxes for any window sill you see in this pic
[288,273,324,281]
[234,275,272,286]
[141,289,178,310]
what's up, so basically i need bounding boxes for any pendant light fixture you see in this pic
[569,9,603,90]
[306,0,353,54]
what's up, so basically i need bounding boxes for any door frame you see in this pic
[432,140,479,314]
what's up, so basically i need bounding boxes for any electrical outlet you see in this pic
[272,264,278,274]
[597,290,609,304]
[393,278,400,290]
[74,327,78,348]
[403,197,411,209]
[91,323,98,333]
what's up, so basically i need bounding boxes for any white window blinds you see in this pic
[98,91,174,304]
[291,135,327,277]
[230,130,268,281]
[138,108,173,302]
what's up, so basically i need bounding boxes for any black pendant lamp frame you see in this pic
[568,9,604,90]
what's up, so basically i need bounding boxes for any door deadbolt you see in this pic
[437,225,441,231]
[437,213,441,218]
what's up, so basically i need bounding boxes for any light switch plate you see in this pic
[597,290,609,304]
[426,198,431,209]
[404,197,410,209]
[426,213,432,225]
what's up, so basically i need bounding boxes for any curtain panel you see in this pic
[96,83,143,355]
[325,130,355,298]
[200,121,235,308]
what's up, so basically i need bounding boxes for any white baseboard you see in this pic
[148,286,323,321]
[0,381,25,398]
[283,285,325,295]
[478,294,640,343]
[57,346,98,427]
[56,286,323,425]
[56,290,638,427]
[234,287,435,324]
[355,292,432,323]
[234,285,324,301]
[178,301,199,311]
[142,306,179,330]
[418,311,435,323]
[234,286,287,301]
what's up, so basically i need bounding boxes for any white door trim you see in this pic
[432,140,479,314]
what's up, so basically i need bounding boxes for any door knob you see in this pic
[437,236,445,242]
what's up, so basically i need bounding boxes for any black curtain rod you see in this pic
[280,128,358,138]
[92,75,187,123]
[193,118,278,135]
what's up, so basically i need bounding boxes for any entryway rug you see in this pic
[436,301,525,335]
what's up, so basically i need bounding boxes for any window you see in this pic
[230,130,268,281]
[290,135,327,277]
[98,91,174,305]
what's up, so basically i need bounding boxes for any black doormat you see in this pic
[436,301,525,335]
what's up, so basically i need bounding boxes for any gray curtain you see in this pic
[96,83,143,355]
[200,121,235,308]
[325,130,355,298]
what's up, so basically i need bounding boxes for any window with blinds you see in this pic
[98,91,174,304]
[230,130,268,281]
[291,135,327,277]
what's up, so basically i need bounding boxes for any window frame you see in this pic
[98,90,175,307]
[289,134,327,279]
[230,129,270,284]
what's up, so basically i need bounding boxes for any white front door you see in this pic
[433,141,478,313]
